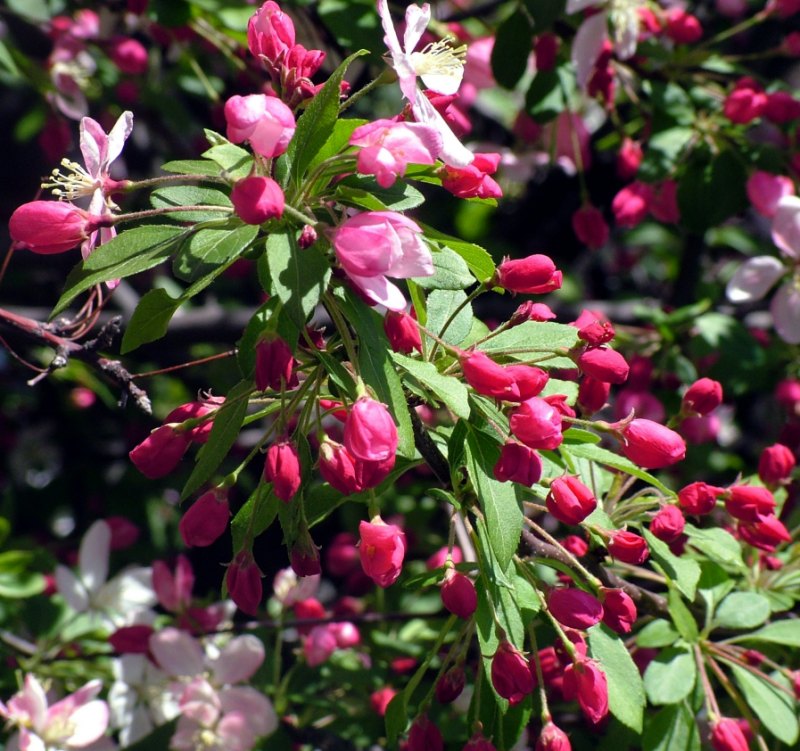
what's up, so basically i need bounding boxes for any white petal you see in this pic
[418,66,463,97]
[55,566,90,613]
[771,281,800,344]
[376,0,403,59]
[95,566,157,618]
[105,111,133,168]
[772,195,800,260]
[63,700,109,747]
[211,635,265,685]
[726,256,785,303]
[149,628,205,677]
[79,118,107,179]
[403,3,431,56]
[411,94,473,167]
[611,4,640,60]
[567,0,600,12]
[78,521,111,594]
[349,273,407,311]
[572,13,608,90]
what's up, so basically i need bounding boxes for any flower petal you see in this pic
[403,3,431,55]
[79,520,111,594]
[411,93,473,167]
[211,635,265,684]
[149,627,205,677]
[771,281,800,344]
[79,118,108,179]
[349,273,407,311]
[572,13,608,90]
[105,111,134,168]
[64,700,109,747]
[55,565,90,612]
[772,195,800,260]
[219,687,278,737]
[726,256,785,303]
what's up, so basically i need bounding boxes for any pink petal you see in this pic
[79,117,108,179]
[104,111,134,167]
[726,256,785,303]
[149,628,205,677]
[349,273,407,311]
[412,93,473,167]
[219,687,278,737]
[572,13,608,90]
[211,635,265,684]
[403,3,431,55]
[772,195,800,260]
[55,566,90,612]
[63,700,109,747]
[771,281,800,344]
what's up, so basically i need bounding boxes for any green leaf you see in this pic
[426,289,473,347]
[465,427,522,569]
[525,69,564,123]
[121,288,180,353]
[336,176,425,211]
[640,127,695,181]
[150,185,232,222]
[0,40,21,78]
[338,294,415,457]
[307,117,368,171]
[636,619,679,648]
[588,624,646,733]
[391,353,471,419]
[524,0,566,29]
[677,150,747,233]
[53,226,186,316]
[0,571,46,598]
[730,666,799,745]
[568,443,671,495]
[644,647,696,705]
[683,524,745,571]
[266,230,331,328]
[318,0,382,57]
[181,381,252,499]
[478,321,578,367]
[642,704,700,751]
[714,592,771,630]
[5,0,49,21]
[667,587,698,643]
[284,50,368,186]
[413,246,475,290]
[160,159,224,177]
[231,483,279,552]
[491,9,534,89]
[174,224,258,283]
[643,529,701,600]
[421,224,495,282]
[202,136,254,179]
[738,619,800,647]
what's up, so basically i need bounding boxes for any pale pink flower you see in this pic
[772,194,800,259]
[329,210,434,310]
[746,171,795,217]
[224,94,296,158]
[349,119,442,187]
[376,0,473,167]
[272,566,321,606]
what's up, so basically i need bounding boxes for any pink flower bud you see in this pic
[508,364,550,400]
[435,665,465,703]
[9,201,95,254]
[370,686,397,717]
[616,418,686,469]
[577,321,615,347]
[461,351,519,400]
[678,482,722,515]
[563,658,609,724]
[426,545,463,571]
[616,138,643,180]
[224,94,296,158]
[491,640,534,705]
[710,718,749,751]
[758,443,796,485]
[152,555,194,613]
[576,347,629,384]
[359,518,406,588]
[547,587,604,630]
[600,587,637,633]
[247,0,295,67]
[109,624,154,654]
[510,301,557,324]
[535,721,572,751]
[612,182,654,228]
[179,487,230,547]
[231,176,285,225]
[724,485,776,522]
[344,397,398,462]
[106,516,140,550]
[682,378,723,416]
[764,91,800,124]
[563,534,588,556]
[534,33,560,71]
[226,551,262,615]
[164,396,224,444]
[406,715,443,751]
[650,180,680,223]
[441,569,478,619]
[325,532,360,576]
[255,333,295,391]
[319,438,362,496]
[464,733,498,751]
[746,171,795,217]
[496,254,561,295]
[355,452,395,490]
[737,515,791,552]
[109,37,149,74]
[572,205,609,249]
[664,8,703,43]
[494,441,543,486]
[441,153,503,199]
[509,397,564,450]
[607,530,649,564]
[303,624,337,666]
[384,310,422,354]
[578,376,610,414]
[290,530,321,577]
[724,79,767,124]
[129,424,191,478]
[546,475,597,525]
[264,439,301,502]
[650,504,685,542]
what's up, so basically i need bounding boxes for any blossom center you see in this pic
[409,38,466,79]
[44,159,101,201]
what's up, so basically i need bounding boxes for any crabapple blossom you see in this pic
[358,518,407,588]
[9,201,99,254]
[224,94,296,158]
[490,640,534,704]
[179,488,230,547]
[344,396,398,462]
[547,587,604,630]
[231,176,284,224]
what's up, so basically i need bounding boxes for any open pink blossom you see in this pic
[330,210,434,310]
[224,94,296,158]
[747,171,795,217]
[349,119,442,187]
[376,0,473,167]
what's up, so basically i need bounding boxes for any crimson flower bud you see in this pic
[491,640,534,705]
[607,530,649,564]
[441,153,502,199]
[546,475,597,525]
[677,481,723,515]
[576,347,629,384]
[650,504,685,542]
[599,587,637,634]
[737,515,791,551]
[508,364,550,400]
[547,588,604,630]
[359,518,406,588]
[356,453,396,491]
[109,37,149,74]
[129,424,191,479]
[534,33,559,71]
[435,665,465,704]
[9,200,96,254]
[577,320,615,346]
[461,351,519,400]
[758,443,796,485]
[179,487,230,547]
[370,686,397,717]
[682,378,723,416]
[255,334,295,391]
[344,397,398,462]
[319,438,362,495]
[616,138,643,180]
[562,658,609,724]
[509,397,563,449]
[106,516,140,550]
[651,180,680,223]
[325,532,360,576]
[612,182,654,228]
[764,91,800,124]
[572,204,609,249]
[441,569,477,619]
[152,555,194,613]
[464,733,498,751]
[384,310,422,354]
[664,8,703,43]
[405,715,443,751]
[264,439,301,502]
[226,550,263,615]
[535,722,572,751]
[615,418,686,469]
[724,485,776,522]
[496,254,561,294]
[710,718,749,751]
[231,176,285,224]
[164,396,224,444]
[290,529,321,577]
[494,441,543,486]
[426,546,463,570]
[578,376,610,414]
[724,79,767,124]
[563,534,588,557]
[109,624,155,655]
[510,301,556,325]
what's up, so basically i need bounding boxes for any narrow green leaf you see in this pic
[644,529,701,600]
[202,138,254,179]
[730,666,799,745]
[307,117,367,171]
[738,619,800,647]
[667,587,698,643]
[160,159,223,176]
[230,483,279,551]
[714,592,771,630]
[636,619,679,649]
[478,321,578,368]
[644,647,696,705]
[524,0,567,29]
[391,353,471,420]
[568,443,671,495]
[420,224,495,282]
[336,176,425,211]
[588,624,646,733]
[642,704,701,751]
[426,289,473,346]
[683,524,745,571]
[173,224,257,283]
[151,186,231,223]
[525,69,563,123]
[121,288,180,353]
[267,230,331,328]
[491,9,534,89]
[181,381,252,499]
